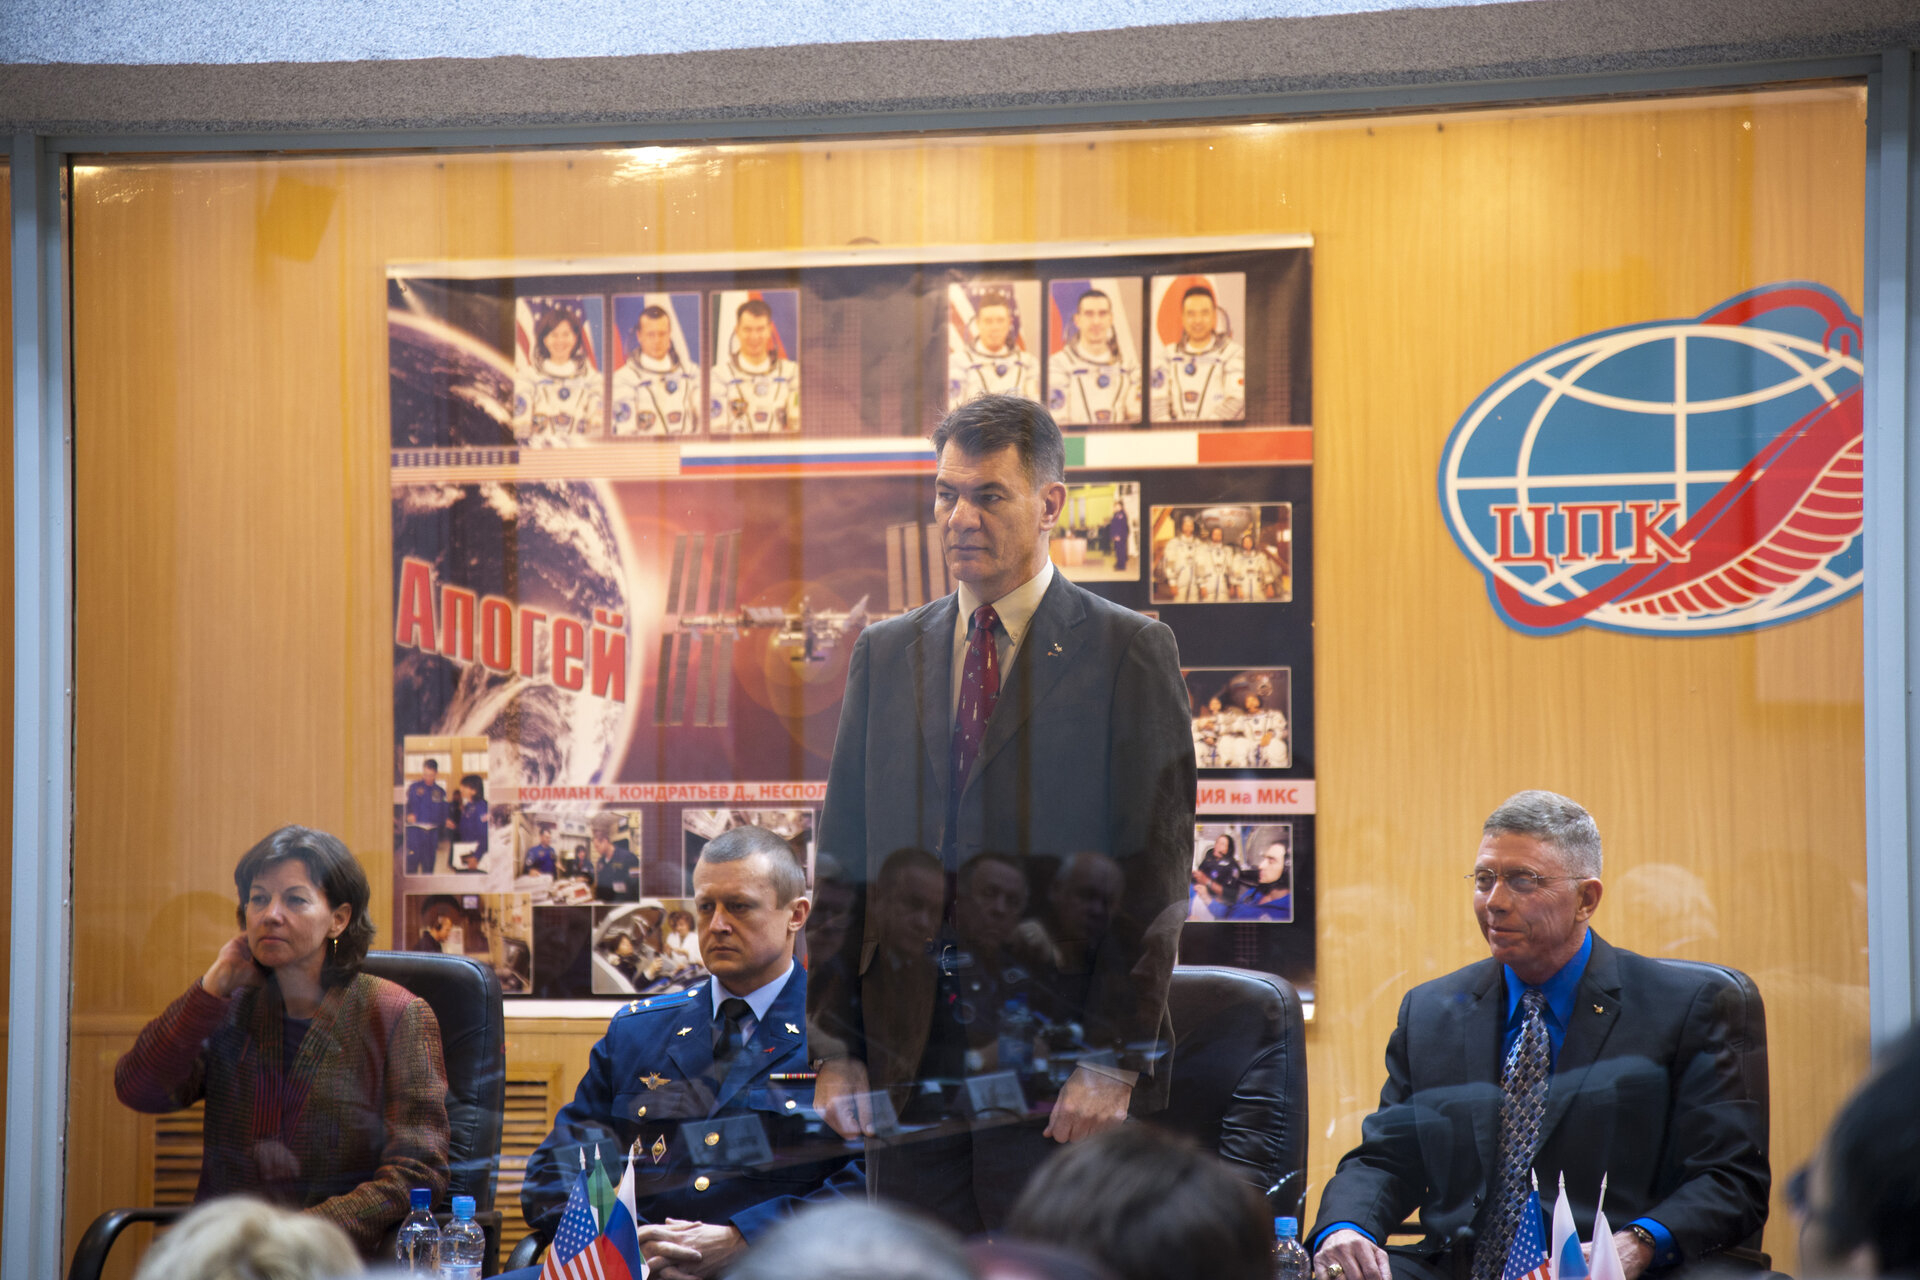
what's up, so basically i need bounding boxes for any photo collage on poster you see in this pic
[390,238,1317,1007]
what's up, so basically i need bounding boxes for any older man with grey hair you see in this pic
[1310,791,1768,1280]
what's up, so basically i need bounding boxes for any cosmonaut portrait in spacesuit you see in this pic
[948,281,1042,408]
[710,291,801,435]
[513,298,605,444]
[1046,278,1143,427]
[1150,274,1247,423]
[610,293,703,436]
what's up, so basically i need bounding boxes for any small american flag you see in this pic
[1501,1187,1551,1280]
[539,1167,605,1280]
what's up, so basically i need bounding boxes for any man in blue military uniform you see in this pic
[403,759,448,875]
[524,822,558,878]
[517,825,861,1279]
[589,811,643,903]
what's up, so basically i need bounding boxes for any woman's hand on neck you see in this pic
[274,953,330,1019]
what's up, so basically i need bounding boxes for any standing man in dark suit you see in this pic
[814,393,1196,1231]
[1311,791,1769,1280]
[516,825,861,1280]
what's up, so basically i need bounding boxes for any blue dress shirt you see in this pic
[707,961,795,1045]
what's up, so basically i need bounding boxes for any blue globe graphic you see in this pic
[1439,284,1865,637]
[390,309,639,787]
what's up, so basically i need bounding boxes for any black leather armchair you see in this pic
[69,950,508,1280]
[1142,964,1309,1215]
[1656,958,1772,1271]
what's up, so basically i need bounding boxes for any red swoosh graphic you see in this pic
[1493,385,1862,628]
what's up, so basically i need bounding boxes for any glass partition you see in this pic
[1,158,12,1221]
[66,87,1866,1277]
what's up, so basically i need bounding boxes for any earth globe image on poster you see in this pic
[390,308,637,787]
[1438,283,1865,637]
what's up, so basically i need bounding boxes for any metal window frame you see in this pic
[1866,48,1920,1048]
[7,47,1916,1280]
[7,129,75,1280]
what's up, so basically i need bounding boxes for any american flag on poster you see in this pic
[516,296,603,369]
[1502,1185,1552,1280]
[948,281,1033,351]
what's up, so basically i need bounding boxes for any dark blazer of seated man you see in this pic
[1311,791,1768,1280]
[517,825,862,1280]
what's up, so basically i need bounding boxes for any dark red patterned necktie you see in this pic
[950,604,1002,801]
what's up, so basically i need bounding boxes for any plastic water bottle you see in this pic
[440,1195,485,1280]
[1273,1217,1312,1280]
[998,994,1035,1072]
[395,1187,439,1274]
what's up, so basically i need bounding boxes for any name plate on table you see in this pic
[681,1114,774,1169]
[958,1071,1028,1122]
[848,1090,903,1137]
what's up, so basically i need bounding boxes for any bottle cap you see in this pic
[1275,1217,1299,1239]
[409,1188,432,1211]
[453,1195,476,1218]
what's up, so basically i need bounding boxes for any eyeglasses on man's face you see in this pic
[1466,869,1584,895]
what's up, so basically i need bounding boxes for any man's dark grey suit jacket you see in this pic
[817,571,1197,1108]
[1312,932,1770,1267]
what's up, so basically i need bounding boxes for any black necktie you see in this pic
[712,997,751,1078]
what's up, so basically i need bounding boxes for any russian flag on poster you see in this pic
[1550,1174,1588,1280]
[610,293,702,373]
[1501,1179,1552,1280]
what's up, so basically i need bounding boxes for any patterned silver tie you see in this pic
[1472,988,1550,1280]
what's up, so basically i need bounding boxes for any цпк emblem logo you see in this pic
[1438,283,1864,636]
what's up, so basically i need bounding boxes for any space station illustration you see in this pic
[651,521,948,727]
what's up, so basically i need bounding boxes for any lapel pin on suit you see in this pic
[1047,642,1064,657]
[1593,1004,1606,1014]
[677,1026,692,1036]
[784,1022,800,1035]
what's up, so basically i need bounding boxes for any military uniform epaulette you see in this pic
[617,989,701,1019]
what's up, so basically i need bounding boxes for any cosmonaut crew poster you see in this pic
[386,240,1320,1011]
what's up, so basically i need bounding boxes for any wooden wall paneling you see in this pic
[65,1029,147,1280]
[65,90,1868,1274]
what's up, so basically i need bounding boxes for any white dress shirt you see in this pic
[950,559,1055,719]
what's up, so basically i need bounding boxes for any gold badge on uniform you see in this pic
[642,1072,669,1090]
[650,1135,667,1164]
